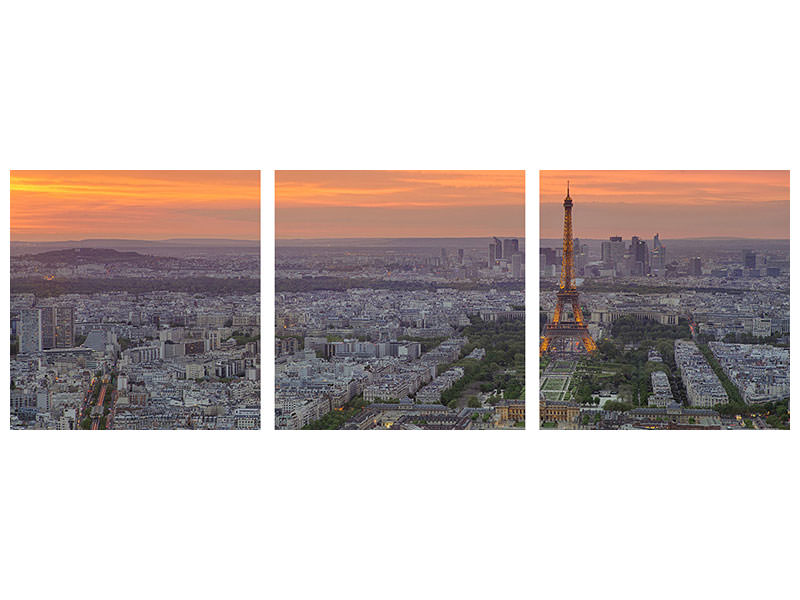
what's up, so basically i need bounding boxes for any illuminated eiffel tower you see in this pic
[540,182,597,355]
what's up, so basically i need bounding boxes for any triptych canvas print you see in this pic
[8,170,790,430]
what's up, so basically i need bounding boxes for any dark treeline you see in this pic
[276,277,524,293]
[721,331,788,346]
[540,281,750,295]
[11,277,260,297]
[610,316,691,344]
[24,248,172,265]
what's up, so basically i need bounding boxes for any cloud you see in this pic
[275,170,524,237]
[11,170,260,241]
[539,170,789,238]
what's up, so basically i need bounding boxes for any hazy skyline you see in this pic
[276,170,525,238]
[540,170,789,239]
[10,170,260,241]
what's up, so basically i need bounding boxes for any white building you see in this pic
[185,363,205,380]
[674,340,728,408]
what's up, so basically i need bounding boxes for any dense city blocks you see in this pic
[10,241,261,429]
[276,239,525,429]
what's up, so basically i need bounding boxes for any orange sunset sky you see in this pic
[540,170,789,239]
[275,170,525,238]
[10,170,260,241]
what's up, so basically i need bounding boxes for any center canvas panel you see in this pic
[275,170,526,430]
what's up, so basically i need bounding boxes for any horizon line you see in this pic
[276,235,526,240]
[11,237,261,243]
[538,235,789,241]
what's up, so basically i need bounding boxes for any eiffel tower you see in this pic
[540,182,597,355]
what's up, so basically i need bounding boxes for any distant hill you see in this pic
[22,247,173,265]
[11,238,260,258]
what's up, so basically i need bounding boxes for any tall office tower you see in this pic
[651,245,667,277]
[503,238,519,259]
[629,237,639,275]
[742,249,756,269]
[540,183,597,355]
[19,308,42,353]
[602,236,625,272]
[493,236,503,259]
[40,306,55,348]
[458,248,464,264]
[637,238,649,264]
[511,253,522,279]
[650,233,666,277]
[601,240,612,263]
[540,250,548,276]
[540,247,558,266]
[630,236,649,275]
[574,244,588,274]
[55,306,75,347]
[689,257,702,276]
[440,247,447,267]
[40,305,75,349]
[609,236,625,265]
[488,242,496,267]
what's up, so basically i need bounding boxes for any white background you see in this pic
[1,1,798,599]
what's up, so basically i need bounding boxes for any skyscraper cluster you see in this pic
[598,234,668,277]
[488,237,523,278]
[542,233,672,279]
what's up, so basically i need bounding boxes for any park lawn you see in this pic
[541,378,566,391]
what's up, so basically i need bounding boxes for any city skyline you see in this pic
[540,170,789,239]
[276,170,525,239]
[10,170,261,241]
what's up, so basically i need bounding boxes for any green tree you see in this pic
[604,400,634,412]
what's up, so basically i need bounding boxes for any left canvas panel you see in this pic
[10,170,261,430]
